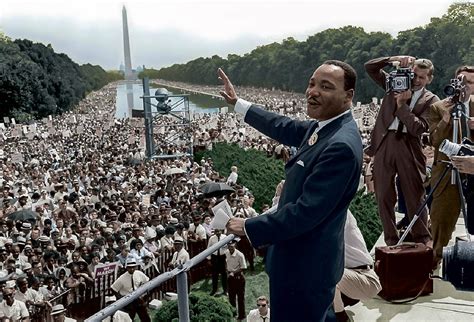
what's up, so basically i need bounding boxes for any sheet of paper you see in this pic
[211,200,233,229]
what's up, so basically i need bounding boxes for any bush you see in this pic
[195,143,285,212]
[349,190,382,250]
[154,291,235,322]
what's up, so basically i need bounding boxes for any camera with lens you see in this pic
[385,68,414,93]
[439,138,474,157]
[442,239,474,291]
[444,75,467,104]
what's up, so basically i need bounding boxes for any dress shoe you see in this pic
[396,216,410,230]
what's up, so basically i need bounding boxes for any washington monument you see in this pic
[122,6,133,80]
[122,5,134,117]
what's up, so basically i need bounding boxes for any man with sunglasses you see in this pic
[246,296,270,322]
[0,287,30,321]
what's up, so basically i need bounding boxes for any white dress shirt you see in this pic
[388,88,423,131]
[247,308,270,322]
[344,210,373,268]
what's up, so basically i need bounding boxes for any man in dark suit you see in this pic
[219,60,363,322]
[429,65,474,267]
[365,56,439,246]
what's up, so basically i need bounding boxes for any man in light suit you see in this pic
[365,56,439,246]
[429,65,474,267]
[220,60,363,322]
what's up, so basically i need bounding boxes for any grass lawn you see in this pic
[190,256,270,315]
[146,256,269,320]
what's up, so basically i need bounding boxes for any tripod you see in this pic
[397,102,471,245]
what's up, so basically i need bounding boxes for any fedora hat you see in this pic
[50,304,67,316]
[126,259,138,267]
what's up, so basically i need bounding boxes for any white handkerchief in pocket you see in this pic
[296,160,305,167]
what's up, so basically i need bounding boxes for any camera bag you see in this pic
[375,243,433,300]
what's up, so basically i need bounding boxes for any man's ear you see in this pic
[345,89,354,103]
[427,74,434,85]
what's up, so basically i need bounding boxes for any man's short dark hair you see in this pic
[323,60,357,91]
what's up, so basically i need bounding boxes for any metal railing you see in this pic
[85,234,236,322]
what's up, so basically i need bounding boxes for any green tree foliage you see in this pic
[154,291,235,322]
[0,38,122,121]
[195,143,285,212]
[145,2,472,103]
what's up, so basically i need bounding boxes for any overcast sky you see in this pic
[0,0,455,70]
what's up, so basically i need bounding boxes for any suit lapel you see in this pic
[411,88,427,115]
[286,113,351,168]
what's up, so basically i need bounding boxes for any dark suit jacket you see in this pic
[364,57,439,173]
[243,105,363,321]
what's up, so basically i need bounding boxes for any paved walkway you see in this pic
[350,215,474,321]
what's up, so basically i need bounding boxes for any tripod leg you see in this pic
[397,165,452,245]
[454,169,471,240]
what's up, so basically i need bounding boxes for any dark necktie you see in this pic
[131,272,135,291]
[461,104,468,139]
[261,317,267,322]
[217,235,221,256]
[396,95,412,139]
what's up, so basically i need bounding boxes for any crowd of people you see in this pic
[0,58,471,321]
[0,78,353,321]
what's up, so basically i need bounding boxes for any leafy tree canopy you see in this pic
[140,2,473,103]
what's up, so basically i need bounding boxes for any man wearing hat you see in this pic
[21,222,32,239]
[101,295,132,322]
[111,259,150,322]
[50,304,76,322]
[14,194,31,211]
[188,214,207,242]
[168,236,189,269]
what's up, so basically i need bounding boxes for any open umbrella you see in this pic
[164,168,186,176]
[200,182,235,198]
[7,209,38,222]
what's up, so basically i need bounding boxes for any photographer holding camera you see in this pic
[365,56,439,246]
[429,65,474,268]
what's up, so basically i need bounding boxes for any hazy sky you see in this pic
[0,0,456,70]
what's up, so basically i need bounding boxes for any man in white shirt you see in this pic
[168,237,190,269]
[14,277,45,310]
[188,215,207,242]
[0,287,30,321]
[207,229,227,296]
[225,240,247,321]
[110,259,150,322]
[246,295,270,322]
[333,210,381,321]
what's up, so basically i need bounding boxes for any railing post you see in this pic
[177,271,190,322]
